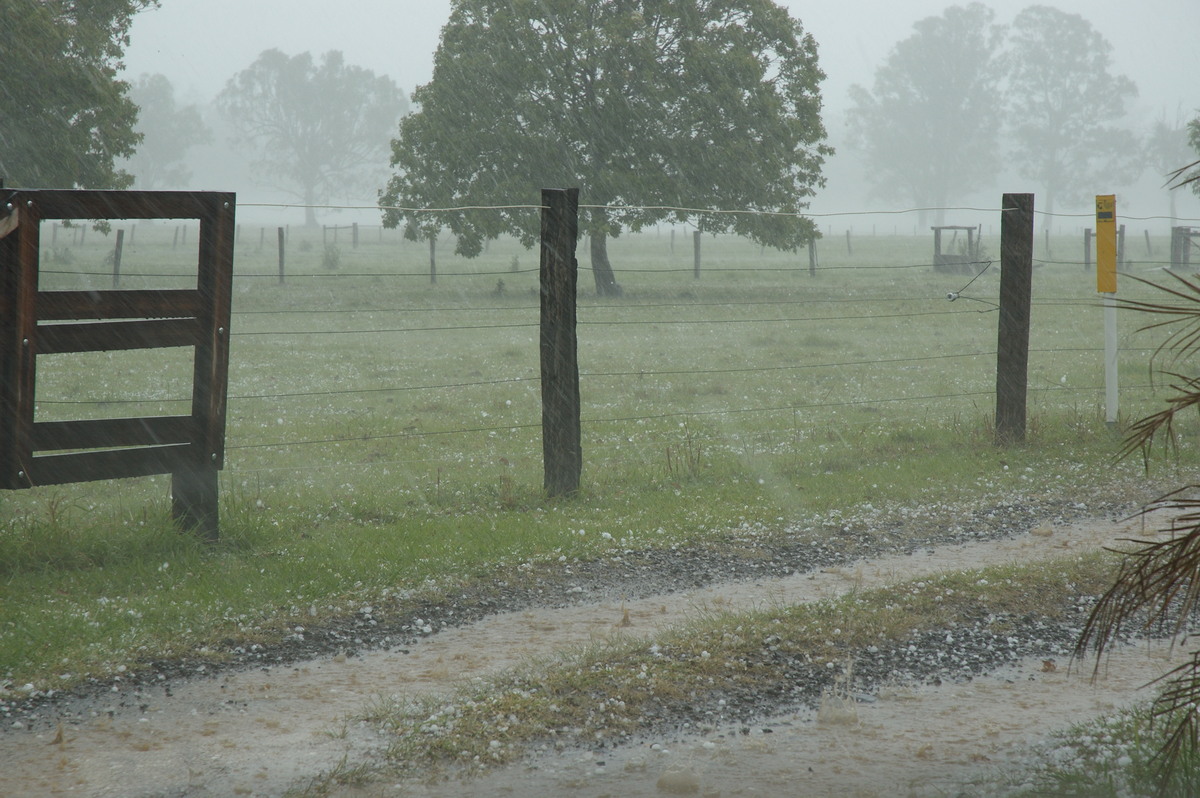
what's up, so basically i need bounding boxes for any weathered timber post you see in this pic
[845,229,852,255]
[1083,228,1092,272]
[352,222,359,249]
[277,227,285,285]
[111,229,124,288]
[995,193,1034,446]
[429,236,437,284]
[171,195,235,541]
[1117,223,1127,271]
[540,188,581,496]
[693,230,701,279]
[808,238,817,276]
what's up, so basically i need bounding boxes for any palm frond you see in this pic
[1120,373,1200,466]
[1075,493,1200,666]
[1116,273,1200,369]
[1166,159,1200,190]
[1149,651,1200,790]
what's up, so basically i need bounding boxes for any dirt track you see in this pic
[0,511,1182,797]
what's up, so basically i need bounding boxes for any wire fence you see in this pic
[24,200,1198,503]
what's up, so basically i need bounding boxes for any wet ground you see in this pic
[0,508,1180,797]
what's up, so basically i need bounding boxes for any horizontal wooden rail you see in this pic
[37,290,204,320]
[33,416,193,452]
[26,444,193,487]
[36,318,200,354]
[20,190,234,221]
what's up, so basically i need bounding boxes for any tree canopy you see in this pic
[218,50,407,227]
[846,3,1005,226]
[123,73,212,189]
[0,0,155,188]
[1007,5,1139,224]
[380,0,831,295]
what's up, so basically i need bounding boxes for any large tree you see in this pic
[380,0,831,296]
[218,50,407,227]
[123,73,212,189]
[845,3,1005,226]
[1006,5,1139,228]
[0,0,154,188]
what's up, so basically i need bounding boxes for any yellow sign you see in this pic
[1096,194,1116,293]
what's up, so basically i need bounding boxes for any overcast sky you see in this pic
[120,1,1200,221]
[123,0,1198,116]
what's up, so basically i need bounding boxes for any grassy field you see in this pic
[2,213,1197,698]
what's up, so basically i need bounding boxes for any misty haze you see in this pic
[2,1,1200,796]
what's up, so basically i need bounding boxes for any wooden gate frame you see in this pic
[0,189,235,540]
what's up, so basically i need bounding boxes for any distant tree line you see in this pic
[5,0,1199,253]
[846,2,1193,228]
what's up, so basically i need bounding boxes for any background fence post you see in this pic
[540,187,581,496]
[808,237,817,276]
[995,193,1034,446]
[693,230,701,279]
[277,227,285,284]
[429,236,437,284]
[111,229,124,288]
[1083,228,1092,272]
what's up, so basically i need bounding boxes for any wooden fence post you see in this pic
[693,230,701,279]
[995,193,1034,446]
[111,229,124,288]
[808,237,817,276]
[429,236,437,284]
[845,229,852,255]
[352,222,359,249]
[277,227,285,284]
[1083,228,1092,272]
[540,187,581,496]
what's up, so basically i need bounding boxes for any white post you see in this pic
[1104,292,1118,425]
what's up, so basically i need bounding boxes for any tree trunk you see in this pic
[589,232,621,296]
[303,184,318,228]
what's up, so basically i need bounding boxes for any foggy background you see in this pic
[120,0,1200,230]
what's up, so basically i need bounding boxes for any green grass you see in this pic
[2,222,1196,695]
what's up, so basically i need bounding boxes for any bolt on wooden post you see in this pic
[539,188,581,496]
[995,193,1034,446]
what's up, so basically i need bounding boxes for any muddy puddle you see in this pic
[0,514,1177,797]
